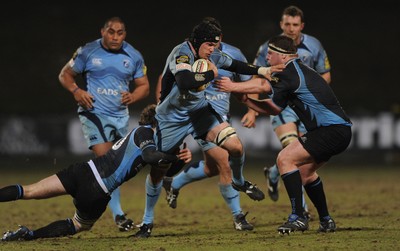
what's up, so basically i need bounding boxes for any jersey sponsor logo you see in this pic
[176,55,189,64]
[205,92,228,101]
[142,65,147,75]
[270,76,279,84]
[97,88,119,95]
[139,139,154,149]
[324,57,331,70]
[123,59,130,68]
[92,58,102,66]
[176,63,191,71]
[194,73,206,81]
[112,135,128,150]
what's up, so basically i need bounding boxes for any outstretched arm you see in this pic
[215,77,272,94]
[234,94,282,115]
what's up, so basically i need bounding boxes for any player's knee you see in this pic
[276,152,291,170]
[279,131,298,148]
[73,212,96,232]
[214,126,237,147]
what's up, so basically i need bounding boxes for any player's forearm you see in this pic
[233,78,271,94]
[244,97,281,115]
[130,84,150,102]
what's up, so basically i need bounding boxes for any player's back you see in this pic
[91,126,150,192]
[273,59,351,131]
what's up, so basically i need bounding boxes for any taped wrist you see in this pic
[257,67,271,76]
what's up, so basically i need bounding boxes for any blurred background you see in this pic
[1,1,399,166]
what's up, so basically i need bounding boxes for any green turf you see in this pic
[0,159,399,250]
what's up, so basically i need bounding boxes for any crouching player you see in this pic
[0,104,191,241]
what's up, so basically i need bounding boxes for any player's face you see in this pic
[198,42,218,59]
[267,50,284,66]
[280,15,304,45]
[101,21,126,51]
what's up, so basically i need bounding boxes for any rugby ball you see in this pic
[192,59,210,91]
[192,58,208,72]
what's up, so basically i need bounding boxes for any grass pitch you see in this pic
[0,157,399,251]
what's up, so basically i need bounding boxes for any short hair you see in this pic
[268,35,297,55]
[139,104,157,127]
[103,17,126,30]
[282,6,304,23]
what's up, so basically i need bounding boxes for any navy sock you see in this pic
[0,185,24,202]
[304,177,330,221]
[281,170,304,217]
[33,219,77,239]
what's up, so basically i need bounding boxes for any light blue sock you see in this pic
[229,153,245,185]
[108,187,124,220]
[172,161,207,189]
[142,175,162,224]
[269,164,280,183]
[219,184,241,217]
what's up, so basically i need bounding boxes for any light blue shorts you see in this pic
[271,106,307,134]
[78,111,129,149]
[155,109,222,154]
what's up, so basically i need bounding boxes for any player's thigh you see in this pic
[78,112,128,148]
[23,175,67,199]
[277,140,314,174]
[156,121,190,153]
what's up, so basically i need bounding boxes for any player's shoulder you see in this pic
[302,33,323,47]
[76,39,102,58]
[122,41,144,59]
[257,39,270,51]
[220,42,240,51]
[220,42,247,61]
[172,41,195,63]
[176,41,193,55]
[81,39,102,52]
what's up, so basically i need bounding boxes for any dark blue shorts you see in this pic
[56,162,110,221]
[299,125,352,163]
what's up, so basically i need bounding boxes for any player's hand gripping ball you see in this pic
[192,59,210,91]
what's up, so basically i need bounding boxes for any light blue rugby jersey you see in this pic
[70,39,146,117]
[156,41,233,122]
[253,33,330,74]
[206,42,252,116]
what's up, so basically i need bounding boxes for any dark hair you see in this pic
[139,104,157,127]
[282,6,304,23]
[268,35,297,55]
[103,17,126,30]
[189,21,222,53]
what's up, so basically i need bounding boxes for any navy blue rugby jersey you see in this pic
[270,58,351,131]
